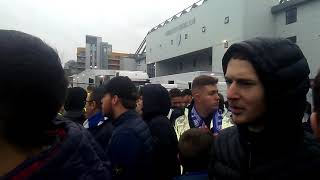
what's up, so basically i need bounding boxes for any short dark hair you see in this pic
[87,85,94,93]
[178,128,213,172]
[64,87,87,111]
[218,93,225,113]
[182,89,192,96]
[90,87,105,109]
[192,75,218,91]
[228,52,250,61]
[169,88,182,98]
[103,76,137,109]
[0,30,67,149]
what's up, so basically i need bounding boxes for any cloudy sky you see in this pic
[0,0,197,64]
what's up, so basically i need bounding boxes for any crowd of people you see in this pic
[1,30,320,180]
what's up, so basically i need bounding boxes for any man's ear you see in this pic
[112,95,119,106]
[311,112,320,140]
[192,89,201,103]
[92,101,98,110]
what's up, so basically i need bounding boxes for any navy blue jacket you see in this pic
[108,110,153,180]
[2,119,111,180]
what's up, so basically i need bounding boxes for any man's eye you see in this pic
[238,81,255,86]
[225,79,232,85]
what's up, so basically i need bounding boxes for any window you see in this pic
[179,62,183,70]
[287,36,297,43]
[223,40,229,48]
[224,16,229,24]
[202,26,206,33]
[171,40,173,45]
[193,59,197,67]
[286,7,297,25]
[209,59,212,65]
[185,34,188,39]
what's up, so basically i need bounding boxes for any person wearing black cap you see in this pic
[209,37,320,180]
[102,76,153,180]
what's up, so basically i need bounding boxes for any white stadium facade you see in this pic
[139,0,320,89]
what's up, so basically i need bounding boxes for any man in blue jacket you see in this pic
[102,76,154,180]
[84,86,113,152]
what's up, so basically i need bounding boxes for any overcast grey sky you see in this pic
[0,0,197,64]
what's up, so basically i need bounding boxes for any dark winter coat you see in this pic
[2,118,111,180]
[142,84,181,180]
[209,37,320,180]
[108,110,153,180]
[63,110,86,125]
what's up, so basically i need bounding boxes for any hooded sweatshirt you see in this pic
[142,84,181,180]
[209,37,320,180]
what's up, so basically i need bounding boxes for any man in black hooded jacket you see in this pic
[209,37,320,180]
[141,84,181,180]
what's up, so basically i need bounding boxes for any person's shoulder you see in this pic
[150,115,170,125]
[214,126,238,149]
[113,117,148,138]
[219,125,237,137]
[175,109,189,123]
[31,120,111,179]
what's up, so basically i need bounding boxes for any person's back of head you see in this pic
[64,87,87,111]
[141,84,171,121]
[87,85,94,94]
[0,30,67,149]
[102,76,138,119]
[178,128,213,173]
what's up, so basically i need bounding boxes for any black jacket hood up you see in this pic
[222,37,310,144]
[142,84,171,121]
